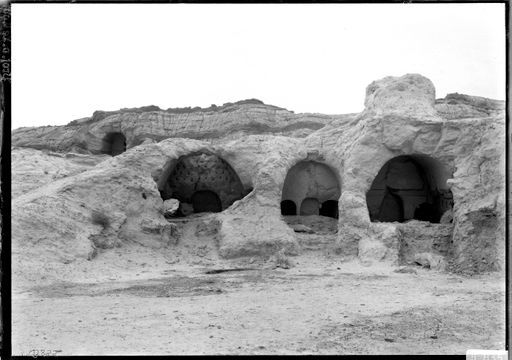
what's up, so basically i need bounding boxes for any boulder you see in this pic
[163,199,180,217]
[363,73,437,118]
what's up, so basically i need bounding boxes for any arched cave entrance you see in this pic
[281,160,340,219]
[366,155,453,223]
[377,189,404,222]
[320,200,339,219]
[157,153,247,216]
[192,190,222,213]
[300,198,320,215]
[102,132,126,156]
[281,200,297,215]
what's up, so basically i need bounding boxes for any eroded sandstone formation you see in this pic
[156,152,249,214]
[11,73,505,281]
[366,155,453,223]
[281,161,340,217]
[12,99,343,154]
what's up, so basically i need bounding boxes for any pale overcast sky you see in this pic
[11,3,505,129]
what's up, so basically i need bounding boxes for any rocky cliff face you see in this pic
[12,74,505,285]
[12,99,345,154]
[328,74,505,273]
[435,93,505,120]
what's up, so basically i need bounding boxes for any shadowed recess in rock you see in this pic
[101,132,126,156]
[300,197,320,215]
[192,190,222,213]
[281,160,340,218]
[319,200,339,219]
[366,155,453,223]
[157,153,247,215]
[280,200,297,215]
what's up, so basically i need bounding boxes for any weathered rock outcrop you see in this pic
[12,99,346,154]
[330,74,505,273]
[435,93,505,120]
[12,148,107,198]
[158,152,247,211]
[12,73,505,282]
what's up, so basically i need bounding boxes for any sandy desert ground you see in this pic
[12,234,505,356]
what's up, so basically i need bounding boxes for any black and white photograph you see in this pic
[6,2,508,356]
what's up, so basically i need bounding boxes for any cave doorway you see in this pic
[281,160,340,218]
[366,155,453,223]
[102,132,126,156]
[281,200,297,215]
[156,153,248,217]
[300,198,320,215]
[320,200,339,219]
[281,160,340,235]
[377,189,404,222]
[192,190,222,213]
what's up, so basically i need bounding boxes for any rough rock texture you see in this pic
[162,199,179,217]
[329,74,505,274]
[413,252,447,271]
[159,153,247,210]
[12,147,107,198]
[397,220,453,265]
[12,73,505,280]
[12,99,347,154]
[283,215,338,235]
[364,74,437,118]
[435,93,505,120]
[281,160,340,215]
[358,223,400,265]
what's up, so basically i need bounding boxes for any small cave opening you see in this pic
[320,200,339,219]
[281,160,340,219]
[281,160,340,234]
[156,152,248,217]
[281,200,297,215]
[192,190,222,213]
[101,132,126,156]
[366,155,453,223]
